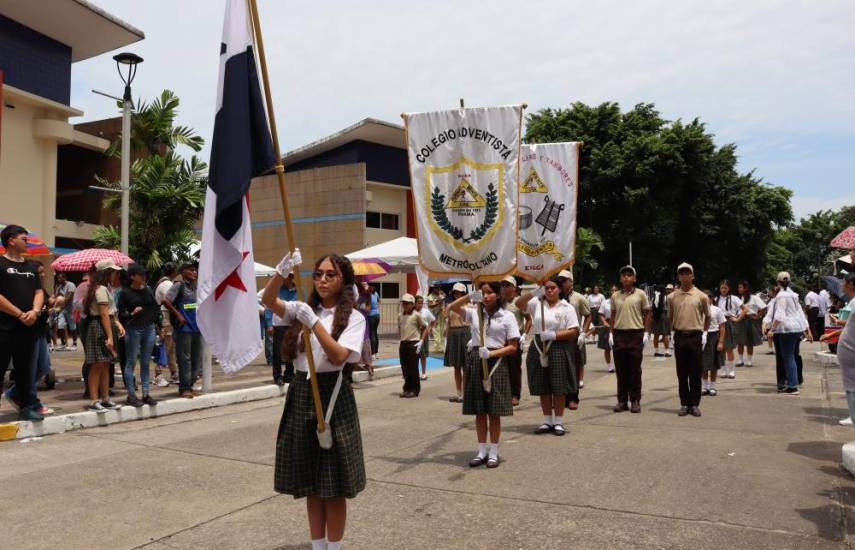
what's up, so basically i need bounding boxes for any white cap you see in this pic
[677,262,693,273]
[501,275,517,286]
[95,259,124,272]
[452,282,467,293]
[558,269,573,281]
[400,293,415,303]
[665,284,674,290]
[777,271,791,282]
[619,265,636,276]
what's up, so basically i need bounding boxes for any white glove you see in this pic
[541,330,557,342]
[577,335,585,349]
[532,286,546,299]
[478,346,491,360]
[276,248,302,277]
[670,331,675,343]
[414,340,423,354]
[469,290,483,303]
[295,302,318,329]
[642,332,650,346]
[701,331,708,348]
[520,340,527,354]
[609,333,614,348]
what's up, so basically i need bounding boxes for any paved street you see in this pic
[2,342,853,549]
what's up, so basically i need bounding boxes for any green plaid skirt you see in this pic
[735,317,764,347]
[274,371,366,499]
[526,336,576,396]
[462,349,513,416]
[443,326,470,368]
[83,318,119,364]
[703,331,724,372]
[721,320,738,350]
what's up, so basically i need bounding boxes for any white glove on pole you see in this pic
[541,330,557,342]
[642,332,650,346]
[295,302,318,329]
[478,346,491,360]
[701,331,708,348]
[578,334,585,349]
[415,340,423,354]
[276,248,302,277]
[469,290,483,304]
[520,340,527,354]
[609,332,614,348]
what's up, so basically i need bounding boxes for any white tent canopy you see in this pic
[346,236,419,272]
[189,240,277,277]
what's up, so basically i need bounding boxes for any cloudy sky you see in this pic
[71,0,854,222]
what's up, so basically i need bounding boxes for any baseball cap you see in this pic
[665,284,674,290]
[400,293,415,303]
[619,265,636,276]
[127,263,147,277]
[501,275,517,286]
[452,282,467,293]
[95,259,124,272]
[677,262,693,273]
[558,269,573,281]
[777,271,790,282]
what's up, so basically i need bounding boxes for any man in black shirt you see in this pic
[0,225,45,421]
[117,264,160,407]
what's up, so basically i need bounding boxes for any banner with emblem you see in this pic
[515,142,579,282]
[403,105,523,280]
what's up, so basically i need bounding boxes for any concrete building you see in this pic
[0,0,144,249]
[250,118,417,302]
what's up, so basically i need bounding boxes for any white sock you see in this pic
[711,381,716,390]
[702,379,709,390]
[544,415,553,426]
[477,442,487,458]
[553,414,564,427]
[738,354,744,363]
[488,443,499,460]
[747,354,753,366]
[327,541,342,550]
[311,538,326,550]
[727,361,735,374]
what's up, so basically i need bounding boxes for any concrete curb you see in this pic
[843,442,855,476]
[815,351,840,366]
[0,364,406,441]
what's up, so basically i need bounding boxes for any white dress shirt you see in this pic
[464,306,521,348]
[526,298,579,334]
[277,303,365,373]
[708,305,727,333]
[716,295,743,320]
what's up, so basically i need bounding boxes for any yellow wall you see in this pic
[364,181,408,297]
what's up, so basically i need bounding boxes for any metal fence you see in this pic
[378,302,401,336]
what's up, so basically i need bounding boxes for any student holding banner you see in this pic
[448,281,520,468]
[516,277,580,436]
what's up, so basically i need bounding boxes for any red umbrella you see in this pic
[831,226,855,250]
[51,248,134,272]
[0,223,51,256]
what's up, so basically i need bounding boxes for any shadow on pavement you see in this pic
[787,440,842,462]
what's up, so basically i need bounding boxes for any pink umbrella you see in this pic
[51,248,134,272]
[831,226,855,250]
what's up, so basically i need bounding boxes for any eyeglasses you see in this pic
[312,270,339,281]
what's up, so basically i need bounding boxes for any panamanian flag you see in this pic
[197,0,275,374]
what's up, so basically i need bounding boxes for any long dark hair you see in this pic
[282,254,356,361]
[84,269,113,314]
[738,281,752,301]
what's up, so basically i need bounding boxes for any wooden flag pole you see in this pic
[248,0,326,433]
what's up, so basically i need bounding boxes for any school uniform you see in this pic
[525,298,579,396]
[611,288,651,405]
[715,295,743,350]
[274,303,367,499]
[587,292,605,328]
[504,301,526,400]
[399,311,427,395]
[417,307,436,359]
[736,294,765,348]
[462,306,520,416]
[565,291,589,404]
[597,299,612,351]
[652,292,672,336]
[443,308,470,369]
[669,286,710,408]
[703,305,727,372]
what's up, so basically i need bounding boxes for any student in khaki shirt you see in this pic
[558,269,590,410]
[609,266,651,413]
[398,294,428,398]
[668,263,711,417]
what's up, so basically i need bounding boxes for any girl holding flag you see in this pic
[448,281,520,468]
[515,276,580,436]
[262,251,366,550]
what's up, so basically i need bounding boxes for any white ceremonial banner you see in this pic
[516,142,579,282]
[404,105,523,280]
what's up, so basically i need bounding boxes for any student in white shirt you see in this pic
[448,281,520,468]
[596,287,617,372]
[736,282,766,367]
[715,280,746,378]
[763,271,812,395]
[515,275,580,436]
[702,290,727,396]
[262,252,366,550]
[415,295,436,380]
[805,285,822,341]
[587,285,605,343]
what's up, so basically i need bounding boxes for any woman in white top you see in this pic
[263,253,366,550]
[762,271,812,395]
[587,285,605,343]
[448,281,520,468]
[702,290,727,396]
[716,280,746,378]
[736,281,766,366]
[515,275,580,436]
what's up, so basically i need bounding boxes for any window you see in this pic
[381,213,399,230]
[379,282,400,300]
[366,211,381,228]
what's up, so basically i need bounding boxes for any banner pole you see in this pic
[248,0,325,433]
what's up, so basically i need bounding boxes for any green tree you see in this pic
[94,90,206,272]
[525,102,793,289]
[774,205,855,287]
[572,226,604,284]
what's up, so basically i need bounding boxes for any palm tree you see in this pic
[105,89,204,157]
[573,226,605,284]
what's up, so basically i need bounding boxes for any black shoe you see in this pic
[273,376,285,386]
[613,402,629,413]
[736,361,744,367]
[784,387,800,395]
[701,388,710,396]
[534,423,554,434]
[690,406,702,417]
[776,387,786,393]
[654,352,664,357]
[283,373,294,384]
[126,396,144,408]
[630,401,641,413]
[142,395,158,406]
[678,406,689,416]
[553,424,566,436]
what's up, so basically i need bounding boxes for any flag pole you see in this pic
[248,0,326,433]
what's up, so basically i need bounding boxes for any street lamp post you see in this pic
[113,52,143,255]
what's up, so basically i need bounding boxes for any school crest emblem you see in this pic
[426,156,504,251]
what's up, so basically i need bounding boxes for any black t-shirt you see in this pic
[0,256,42,331]
[117,285,159,329]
